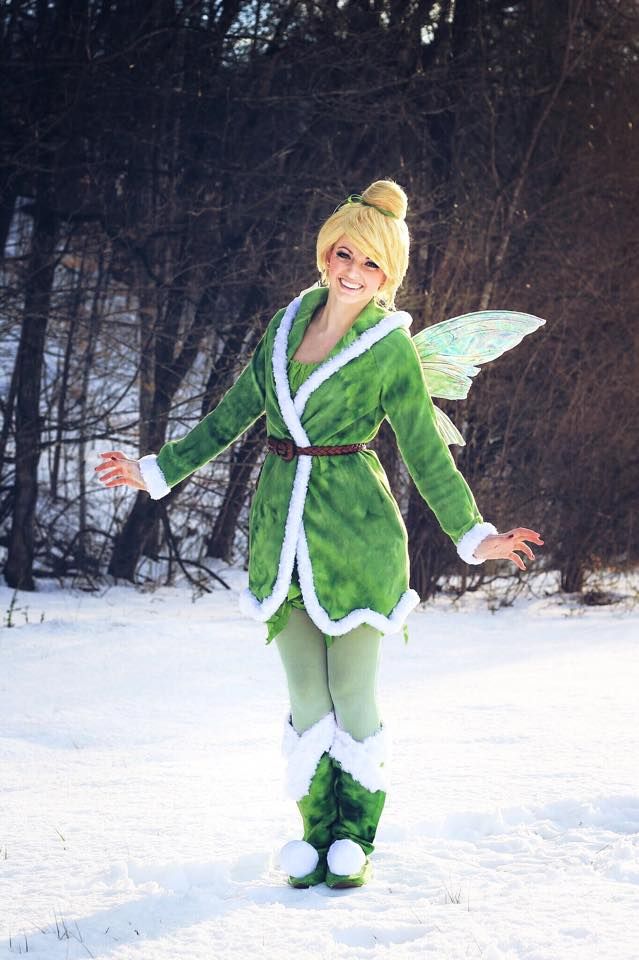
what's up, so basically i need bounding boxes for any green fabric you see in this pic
[325,857,372,889]
[335,194,398,219]
[266,564,410,648]
[288,356,320,395]
[265,560,340,648]
[331,765,386,857]
[275,608,334,733]
[325,621,382,741]
[288,752,338,887]
[275,607,381,741]
[265,575,306,646]
[155,285,484,627]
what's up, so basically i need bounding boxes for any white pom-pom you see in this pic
[327,839,366,876]
[279,840,319,878]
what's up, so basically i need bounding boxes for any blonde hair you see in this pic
[316,180,410,309]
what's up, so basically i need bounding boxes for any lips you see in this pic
[339,277,363,291]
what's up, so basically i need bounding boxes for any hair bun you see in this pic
[361,180,408,221]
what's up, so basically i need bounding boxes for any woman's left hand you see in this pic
[472,527,544,570]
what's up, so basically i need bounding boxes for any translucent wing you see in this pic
[412,310,545,400]
[433,405,465,446]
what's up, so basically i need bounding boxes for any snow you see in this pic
[1,572,638,960]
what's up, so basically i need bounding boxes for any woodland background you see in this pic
[1,0,637,600]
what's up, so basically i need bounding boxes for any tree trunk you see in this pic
[77,253,105,568]
[107,279,219,580]
[206,420,264,560]
[0,361,19,483]
[406,484,454,601]
[138,280,156,456]
[51,263,83,499]
[560,559,585,594]
[108,492,162,581]
[4,187,57,590]
[0,181,16,259]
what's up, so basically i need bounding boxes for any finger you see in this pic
[103,476,145,489]
[96,465,128,479]
[98,467,133,483]
[516,542,535,561]
[509,552,526,571]
[98,451,127,461]
[513,528,544,544]
[95,461,124,475]
[95,458,130,475]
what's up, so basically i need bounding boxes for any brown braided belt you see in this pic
[267,436,367,462]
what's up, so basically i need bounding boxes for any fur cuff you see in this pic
[282,712,336,802]
[456,521,498,565]
[329,725,388,794]
[138,454,171,500]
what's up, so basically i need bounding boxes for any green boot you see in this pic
[279,712,338,887]
[325,725,388,889]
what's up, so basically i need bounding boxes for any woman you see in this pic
[96,180,543,890]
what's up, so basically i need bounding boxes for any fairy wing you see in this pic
[433,405,466,446]
[413,309,545,445]
[412,310,546,401]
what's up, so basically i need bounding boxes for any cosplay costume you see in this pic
[138,282,543,888]
[140,284,496,629]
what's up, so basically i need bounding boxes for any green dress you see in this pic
[138,286,495,641]
[264,355,317,643]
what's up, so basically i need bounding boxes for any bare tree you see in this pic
[1,0,637,594]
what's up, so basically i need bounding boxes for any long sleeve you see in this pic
[378,328,496,561]
[139,327,269,498]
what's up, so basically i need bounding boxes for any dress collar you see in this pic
[286,285,388,363]
[272,289,413,450]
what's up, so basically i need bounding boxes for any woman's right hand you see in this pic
[95,451,148,491]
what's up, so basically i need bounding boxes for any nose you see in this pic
[343,264,363,282]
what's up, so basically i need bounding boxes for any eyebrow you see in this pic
[337,244,376,262]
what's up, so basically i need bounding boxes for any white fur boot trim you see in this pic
[279,840,319,878]
[282,712,337,802]
[329,725,389,794]
[327,839,366,876]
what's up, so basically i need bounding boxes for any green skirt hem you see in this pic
[263,564,409,647]
[265,567,336,647]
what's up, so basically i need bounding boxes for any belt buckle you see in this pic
[274,437,296,461]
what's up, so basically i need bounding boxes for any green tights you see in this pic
[275,607,382,741]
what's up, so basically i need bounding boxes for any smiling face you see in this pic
[325,235,387,308]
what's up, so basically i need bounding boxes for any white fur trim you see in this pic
[279,840,319,878]
[296,523,420,636]
[327,839,366,876]
[329,725,389,794]
[239,296,415,628]
[456,521,498,564]
[281,712,336,801]
[138,454,171,500]
[238,454,312,622]
[273,295,310,448]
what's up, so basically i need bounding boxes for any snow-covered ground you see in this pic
[1,572,638,960]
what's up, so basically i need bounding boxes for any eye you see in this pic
[336,250,351,260]
[365,260,380,270]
